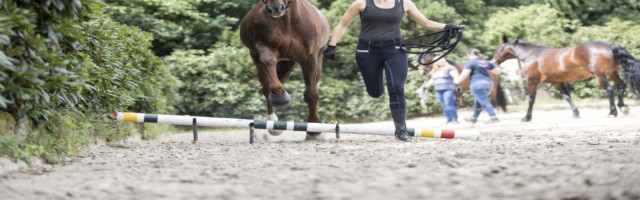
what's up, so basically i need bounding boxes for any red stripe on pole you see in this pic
[441,129,455,138]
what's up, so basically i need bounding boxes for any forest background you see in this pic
[1,0,638,162]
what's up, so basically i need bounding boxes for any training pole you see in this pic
[113,112,481,139]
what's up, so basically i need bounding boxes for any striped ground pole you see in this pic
[113,112,481,139]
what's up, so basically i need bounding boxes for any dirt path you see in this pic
[2,100,640,200]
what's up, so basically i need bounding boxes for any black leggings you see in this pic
[354,38,408,110]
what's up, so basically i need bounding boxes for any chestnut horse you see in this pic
[419,53,507,112]
[493,36,640,121]
[240,0,330,138]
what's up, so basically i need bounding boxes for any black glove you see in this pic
[444,23,460,31]
[323,45,336,60]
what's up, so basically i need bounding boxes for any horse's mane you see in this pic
[509,39,549,57]
[445,58,457,65]
[509,39,548,48]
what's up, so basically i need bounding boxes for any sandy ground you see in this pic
[1,100,640,200]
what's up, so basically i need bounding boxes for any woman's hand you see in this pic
[323,45,336,60]
[444,24,461,31]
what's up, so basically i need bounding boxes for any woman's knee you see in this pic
[387,86,405,96]
[367,89,384,98]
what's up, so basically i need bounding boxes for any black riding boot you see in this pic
[391,109,413,141]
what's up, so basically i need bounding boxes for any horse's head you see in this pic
[418,53,437,76]
[262,0,293,18]
[492,36,519,64]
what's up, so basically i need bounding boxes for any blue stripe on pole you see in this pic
[293,122,307,131]
[273,121,287,130]
[407,128,415,137]
[144,114,158,123]
[254,120,267,129]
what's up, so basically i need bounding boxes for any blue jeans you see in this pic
[470,80,497,118]
[435,89,458,122]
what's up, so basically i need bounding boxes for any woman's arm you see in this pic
[328,0,366,46]
[424,77,435,88]
[490,66,502,75]
[449,67,460,79]
[404,0,446,30]
[454,69,471,84]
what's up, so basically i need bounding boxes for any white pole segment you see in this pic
[114,112,481,138]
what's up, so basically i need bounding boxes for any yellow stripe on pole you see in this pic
[123,113,138,122]
[421,129,435,137]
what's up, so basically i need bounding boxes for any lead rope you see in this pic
[402,19,466,65]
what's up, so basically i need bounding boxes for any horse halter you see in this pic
[494,44,508,64]
[401,19,467,65]
[494,39,518,64]
[262,0,294,10]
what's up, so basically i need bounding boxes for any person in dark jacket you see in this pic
[454,49,502,124]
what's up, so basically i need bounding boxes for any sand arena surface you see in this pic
[1,100,640,200]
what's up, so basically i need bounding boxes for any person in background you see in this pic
[322,0,461,141]
[420,57,460,124]
[454,49,501,124]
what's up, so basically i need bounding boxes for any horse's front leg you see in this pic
[552,82,580,118]
[251,50,285,136]
[255,43,291,109]
[596,75,617,117]
[299,54,323,139]
[522,78,540,122]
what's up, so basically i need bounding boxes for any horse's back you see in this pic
[538,41,616,82]
[297,1,330,49]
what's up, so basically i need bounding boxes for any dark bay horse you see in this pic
[240,0,330,138]
[419,53,507,112]
[493,36,640,121]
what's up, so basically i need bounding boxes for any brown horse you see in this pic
[240,0,329,138]
[493,36,640,121]
[419,53,507,112]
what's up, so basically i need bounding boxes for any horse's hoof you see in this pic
[607,114,617,118]
[572,114,580,119]
[621,106,630,115]
[268,129,283,136]
[305,120,324,140]
[521,117,531,122]
[269,90,291,109]
[266,113,283,136]
[305,132,324,141]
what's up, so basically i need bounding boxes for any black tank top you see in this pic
[359,0,405,41]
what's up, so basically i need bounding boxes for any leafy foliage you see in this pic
[104,0,255,56]
[482,4,578,49]
[0,0,177,161]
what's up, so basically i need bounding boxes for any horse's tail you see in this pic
[495,81,508,112]
[610,43,640,97]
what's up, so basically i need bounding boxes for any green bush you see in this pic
[0,0,177,162]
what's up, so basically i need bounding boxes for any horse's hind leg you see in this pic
[522,78,541,122]
[299,54,323,139]
[552,82,580,118]
[610,73,629,115]
[595,75,618,117]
